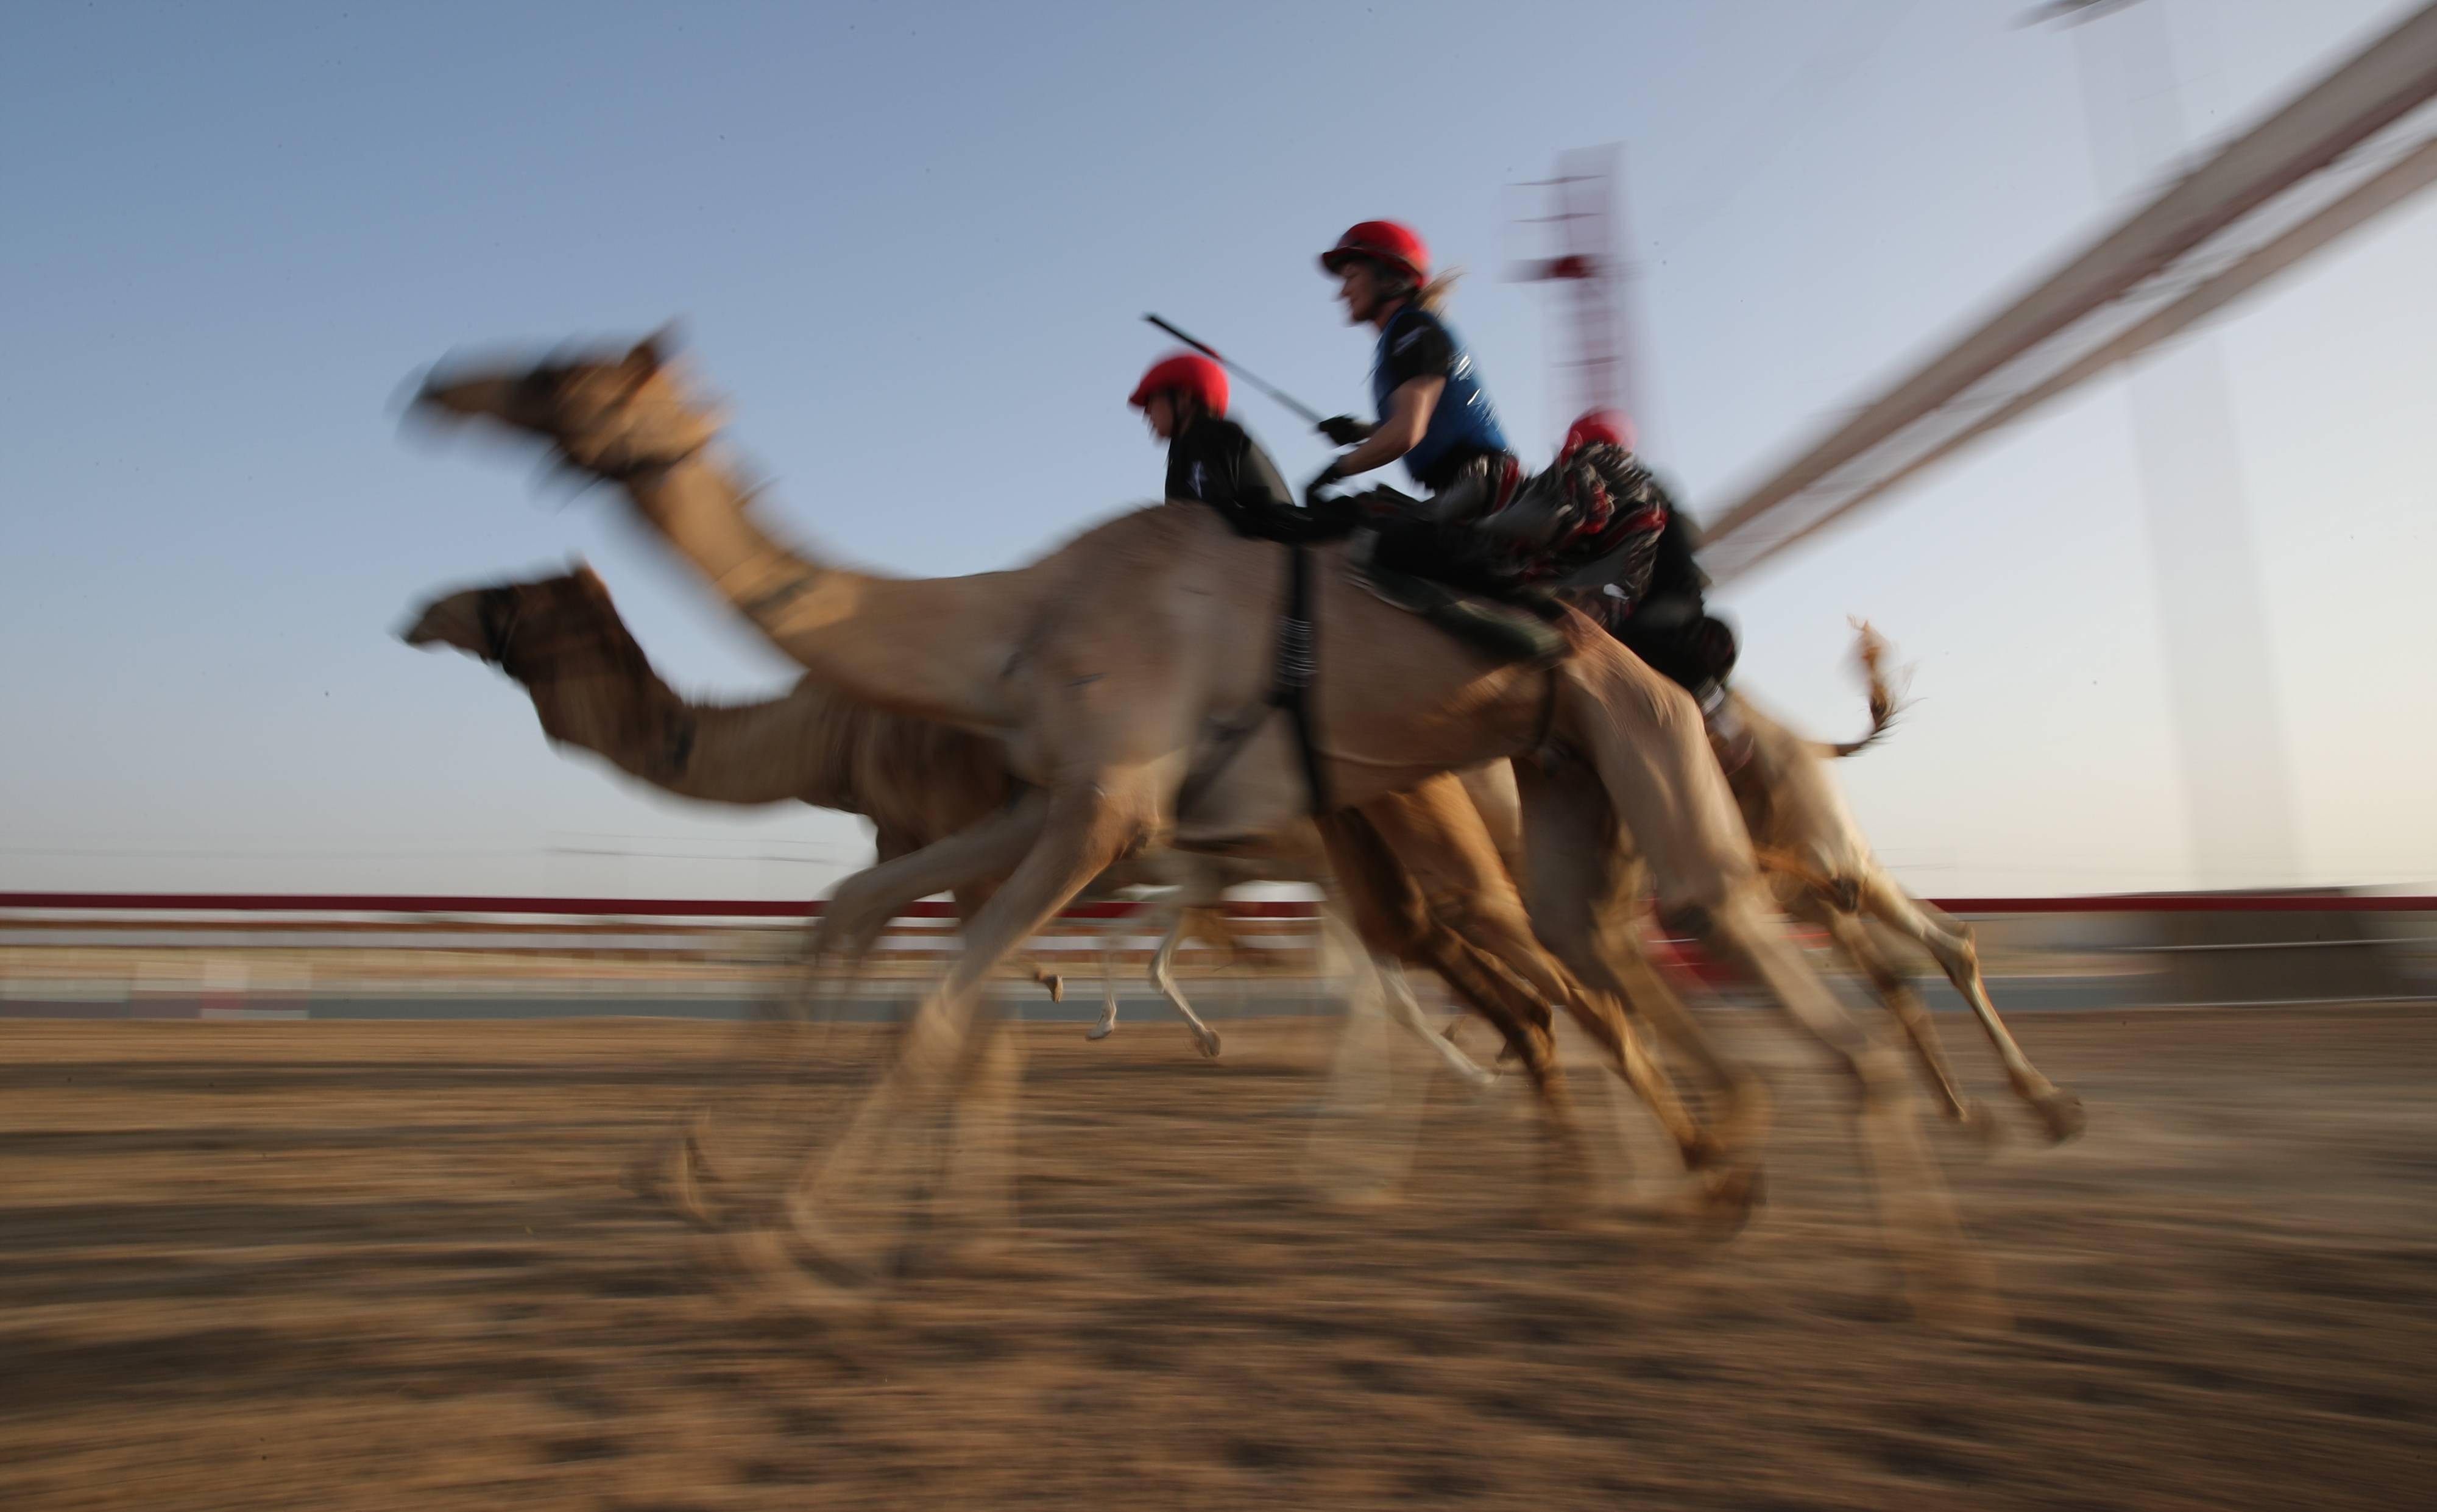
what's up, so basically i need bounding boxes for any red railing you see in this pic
[2,891,2432,917]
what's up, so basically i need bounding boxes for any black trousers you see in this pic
[1598,596,1739,696]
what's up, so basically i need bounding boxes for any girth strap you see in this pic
[1173,544,1336,821]
[1277,543,1335,814]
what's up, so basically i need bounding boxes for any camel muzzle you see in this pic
[396,592,492,658]
[411,373,489,420]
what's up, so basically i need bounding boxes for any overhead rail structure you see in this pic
[1701,2,2437,582]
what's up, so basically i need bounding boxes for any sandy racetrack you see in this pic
[4,1007,2433,1510]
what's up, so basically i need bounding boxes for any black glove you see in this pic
[1302,464,1346,512]
[1317,414,1373,447]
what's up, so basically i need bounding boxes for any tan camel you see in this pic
[409,563,2068,1159]
[1299,649,2082,1143]
[401,569,1705,1232]
[1721,629,2084,1142]
[411,335,1976,1300]
[1431,621,2084,1145]
[401,566,1496,1085]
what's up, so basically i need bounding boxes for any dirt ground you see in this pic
[4,1006,2434,1511]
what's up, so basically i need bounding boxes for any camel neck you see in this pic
[614,451,1037,731]
[508,629,874,813]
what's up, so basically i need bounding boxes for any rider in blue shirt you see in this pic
[1310,224,1512,478]
[1305,221,1533,592]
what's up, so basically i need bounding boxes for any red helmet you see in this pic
[1320,220,1430,287]
[1562,408,1636,457]
[1128,353,1228,414]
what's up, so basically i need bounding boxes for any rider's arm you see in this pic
[1326,313,1456,480]
[1229,429,1297,512]
[1328,376,1441,478]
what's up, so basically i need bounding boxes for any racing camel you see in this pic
[410,333,1981,1307]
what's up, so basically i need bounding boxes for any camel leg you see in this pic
[1559,645,1986,1306]
[1859,875,2084,1142]
[1309,900,1492,1134]
[1306,904,1407,1192]
[1315,804,1589,1206]
[1145,902,1224,1059]
[1315,899,1394,1114]
[648,834,981,1232]
[813,793,1050,960]
[1692,886,1994,1319]
[1305,928,1464,1201]
[1815,904,1987,1134]
[1387,941,1584,1207]
[1512,757,1769,1196]
[1086,900,1141,1042]
[774,777,1153,1282]
[1323,782,1725,1216]
[635,896,849,1226]
[1547,970,1726,1216]
[1312,892,1498,1087]
[1368,945,1496,1090]
[932,1008,1027,1253]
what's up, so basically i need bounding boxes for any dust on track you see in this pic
[4,1007,2433,1511]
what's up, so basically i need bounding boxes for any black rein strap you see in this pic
[1277,543,1335,815]
[1173,543,1337,822]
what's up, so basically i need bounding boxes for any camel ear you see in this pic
[628,322,684,373]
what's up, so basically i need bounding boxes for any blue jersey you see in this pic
[1370,306,1511,489]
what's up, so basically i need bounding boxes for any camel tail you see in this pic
[1814,618,1911,759]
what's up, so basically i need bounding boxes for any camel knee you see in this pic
[827,868,906,936]
[1837,931,1913,1000]
[1948,921,1981,973]
[1909,917,1979,989]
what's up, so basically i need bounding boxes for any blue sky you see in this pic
[2,0,2430,899]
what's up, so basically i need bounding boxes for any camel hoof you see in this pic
[2033,1087,2087,1144]
[1956,1100,2009,1154]
[1084,1021,1115,1042]
[681,1128,730,1189]
[1696,1165,1765,1238]
[726,1225,878,1316]
[1194,1028,1223,1059]
[631,1131,723,1229]
[667,1155,722,1231]
[1451,1062,1500,1095]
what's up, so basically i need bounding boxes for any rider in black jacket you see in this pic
[1132,353,1348,544]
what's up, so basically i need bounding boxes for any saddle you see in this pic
[1337,506,1569,669]
[1353,557,1569,668]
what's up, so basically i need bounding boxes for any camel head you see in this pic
[412,329,725,478]
[398,563,651,686]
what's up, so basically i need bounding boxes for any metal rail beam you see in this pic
[1705,2,2437,581]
